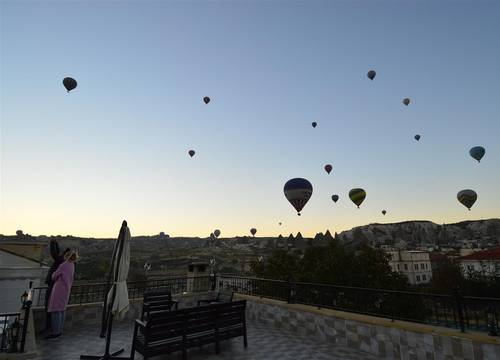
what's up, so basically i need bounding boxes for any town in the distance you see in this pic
[2,218,500,312]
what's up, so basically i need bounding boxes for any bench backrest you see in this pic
[145,300,246,343]
[143,290,172,303]
[216,290,234,303]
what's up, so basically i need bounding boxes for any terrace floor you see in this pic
[36,319,380,360]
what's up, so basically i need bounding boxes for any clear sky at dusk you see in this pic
[1,1,499,238]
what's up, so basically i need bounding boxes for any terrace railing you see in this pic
[32,275,213,308]
[0,283,33,353]
[217,274,500,336]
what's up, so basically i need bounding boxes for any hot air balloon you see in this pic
[250,228,257,237]
[367,70,376,80]
[214,229,221,238]
[63,77,77,92]
[284,178,313,216]
[311,122,317,128]
[402,98,410,106]
[457,190,477,210]
[203,96,211,104]
[188,150,195,157]
[331,195,339,203]
[349,188,366,208]
[324,164,333,174]
[414,135,421,141]
[469,146,485,163]
[278,222,282,226]
[382,210,387,215]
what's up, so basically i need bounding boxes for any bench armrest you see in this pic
[197,299,218,306]
[135,319,147,328]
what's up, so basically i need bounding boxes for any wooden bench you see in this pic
[197,290,233,306]
[131,300,247,360]
[141,290,179,321]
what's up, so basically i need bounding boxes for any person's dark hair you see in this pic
[122,220,127,227]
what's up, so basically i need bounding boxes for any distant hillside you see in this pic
[337,219,500,249]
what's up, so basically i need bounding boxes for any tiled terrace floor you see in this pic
[36,320,380,360]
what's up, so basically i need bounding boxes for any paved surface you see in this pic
[36,320,380,360]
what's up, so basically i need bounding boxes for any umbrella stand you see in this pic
[80,225,130,360]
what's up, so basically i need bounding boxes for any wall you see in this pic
[237,294,500,360]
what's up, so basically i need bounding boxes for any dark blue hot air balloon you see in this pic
[469,146,485,163]
[284,178,313,216]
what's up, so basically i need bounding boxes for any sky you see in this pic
[1,0,499,238]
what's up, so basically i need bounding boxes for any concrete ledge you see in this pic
[236,293,500,360]
[234,294,500,346]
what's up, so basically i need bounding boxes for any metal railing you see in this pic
[32,275,214,308]
[217,275,500,336]
[0,283,33,353]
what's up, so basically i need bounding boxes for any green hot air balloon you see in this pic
[349,188,366,208]
[469,146,485,163]
[457,190,477,210]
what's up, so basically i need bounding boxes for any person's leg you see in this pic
[50,312,63,336]
[45,286,53,331]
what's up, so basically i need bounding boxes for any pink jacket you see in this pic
[48,261,74,312]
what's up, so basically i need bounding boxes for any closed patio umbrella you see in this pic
[81,221,131,360]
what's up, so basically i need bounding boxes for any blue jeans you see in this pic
[50,311,65,335]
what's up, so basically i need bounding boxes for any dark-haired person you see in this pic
[44,239,70,332]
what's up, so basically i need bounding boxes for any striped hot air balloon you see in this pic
[349,188,366,208]
[457,190,477,210]
[284,178,313,216]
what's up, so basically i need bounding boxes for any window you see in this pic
[422,275,427,281]
[414,264,418,270]
[467,265,474,272]
[416,275,421,282]
[420,263,425,270]
[404,264,408,270]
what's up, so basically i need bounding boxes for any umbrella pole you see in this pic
[81,225,130,360]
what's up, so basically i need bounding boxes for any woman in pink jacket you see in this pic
[46,251,78,339]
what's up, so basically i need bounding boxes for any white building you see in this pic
[387,250,432,285]
[0,242,48,312]
[458,247,500,278]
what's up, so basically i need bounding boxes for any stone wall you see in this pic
[32,291,214,334]
[238,294,500,360]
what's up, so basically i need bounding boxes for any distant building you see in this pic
[387,250,432,285]
[458,247,500,278]
[0,242,48,312]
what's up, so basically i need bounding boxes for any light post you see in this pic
[209,259,216,291]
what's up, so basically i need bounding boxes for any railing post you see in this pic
[211,273,217,291]
[454,287,465,333]
[20,282,33,353]
[287,278,295,304]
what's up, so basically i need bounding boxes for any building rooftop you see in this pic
[459,247,500,261]
[36,319,378,360]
